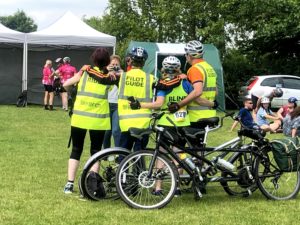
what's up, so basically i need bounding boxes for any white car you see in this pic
[238,75,300,108]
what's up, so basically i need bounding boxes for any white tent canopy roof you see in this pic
[156,43,186,54]
[26,11,116,47]
[0,23,25,43]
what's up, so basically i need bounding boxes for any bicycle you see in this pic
[79,147,130,200]
[115,111,300,209]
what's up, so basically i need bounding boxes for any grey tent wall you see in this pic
[0,43,23,104]
[26,45,114,105]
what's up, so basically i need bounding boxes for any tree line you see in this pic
[2,1,300,108]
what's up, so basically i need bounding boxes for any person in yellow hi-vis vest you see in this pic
[129,56,193,196]
[118,46,154,151]
[62,48,115,194]
[167,40,219,130]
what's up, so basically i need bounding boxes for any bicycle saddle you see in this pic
[181,127,205,139]
[129,128,152,140]
[194,117,220,129]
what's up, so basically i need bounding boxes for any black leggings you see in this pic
[70,126,105,160]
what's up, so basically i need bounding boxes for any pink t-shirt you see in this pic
[42,66,54,85]
[280,105,289,118]
[58,64,77,84]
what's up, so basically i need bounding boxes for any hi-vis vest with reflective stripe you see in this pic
[118,68,154,132]
[158,80,190,127]
[187,61,217,122]
[71,68,110,130]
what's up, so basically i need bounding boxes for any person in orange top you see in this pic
[168,40,218,120]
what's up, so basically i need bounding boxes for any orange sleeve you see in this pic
[187,67,204,84]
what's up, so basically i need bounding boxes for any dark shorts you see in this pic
[44,84,53,92]
[59,86,67,93]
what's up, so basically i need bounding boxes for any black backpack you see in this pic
[86,171,106,198]
[53,77,62,96]
[16,90,27,107]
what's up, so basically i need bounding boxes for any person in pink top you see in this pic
[57,57,77,111]
[42,59,55,110]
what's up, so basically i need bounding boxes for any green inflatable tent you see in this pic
[127,41,225,110]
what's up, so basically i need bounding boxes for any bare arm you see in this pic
[178,82,203,108]
[230,121,239,132]
[194,97,214,107]
[277,107,284,120]
[140,96,165,110]
[264,113,279,121]
[291,128,297,137]
[63,72,81,91]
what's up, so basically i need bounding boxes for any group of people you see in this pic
[61,40,219,195]
[231,90,300,138]
[42,57,77,111]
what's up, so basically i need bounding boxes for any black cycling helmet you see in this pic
[288,97,298,103]
[273,88,283,97]
[130,47,148,62]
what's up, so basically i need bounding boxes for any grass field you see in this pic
[0,105,300,225]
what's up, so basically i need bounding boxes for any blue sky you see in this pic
[0,0,109,30]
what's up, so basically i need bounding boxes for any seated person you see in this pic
[282,106,300,137]
[230,97,258,131]
[277,97,297,120]
[256,97,281,132]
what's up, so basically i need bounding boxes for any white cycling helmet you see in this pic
[261,97,270,104]
[162,56,181,72]
[161,56,181,80]
[63,56,71,63]
[184,40,204,58]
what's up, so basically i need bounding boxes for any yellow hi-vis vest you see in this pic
[118,68,154,132]
[158,80,190,127]
[71,68,110,130]
[187,61,217,122]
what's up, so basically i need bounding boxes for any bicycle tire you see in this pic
[79,147,130,201]
[116,150,178,209]
[254,145,300,200]
[221,152,257,197]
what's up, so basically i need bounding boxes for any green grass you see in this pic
[0,105,300,225]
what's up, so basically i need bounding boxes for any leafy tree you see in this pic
[85,0,300,108]
[86,0,227,58]
[0,10,37,33]
[220,0,300,75]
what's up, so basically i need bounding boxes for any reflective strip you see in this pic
[118,72,152,102]
[118,72,126,99]
[187,105,210,110]
[196,64,217,92]
[80,72,88,92]
[77,72,109,98]
[77,91,107,99]
[119,114,152,120]
[73,110,110,118]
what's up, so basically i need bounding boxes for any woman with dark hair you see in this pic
[62,47,115,194]
[283,106,300,137]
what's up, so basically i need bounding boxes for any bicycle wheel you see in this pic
[116,150,178,209]
[254,145,300,200]
[221,151,257,197]
[79,147,130,201]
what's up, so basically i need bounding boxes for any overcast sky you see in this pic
[0,0,109,30]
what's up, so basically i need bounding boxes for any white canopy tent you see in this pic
[0,23,25,104]
[25,11,116,104]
